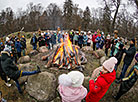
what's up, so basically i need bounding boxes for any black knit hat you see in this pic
[131,39,135,44]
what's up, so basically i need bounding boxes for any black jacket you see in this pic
[124,44,136,65]
[120,62,138,92]
[1,51,20,80]
[30,36,37,45]
[115,49,124,66]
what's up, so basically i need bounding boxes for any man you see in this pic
[1,48,41,94]
[30,33,37,50]
[119,39,136,79]
[92,32,98,51]
[15,38,22,59]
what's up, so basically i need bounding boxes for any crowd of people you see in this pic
[0,29,138,102]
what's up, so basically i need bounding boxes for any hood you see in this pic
[1,51,10,61]
[58,85,87,102]
[100,70,116,84]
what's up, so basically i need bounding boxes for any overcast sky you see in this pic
[0,0,101,12]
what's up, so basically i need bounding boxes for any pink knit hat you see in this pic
[102,57,118,72]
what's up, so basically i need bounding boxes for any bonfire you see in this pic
[42,34,87,70]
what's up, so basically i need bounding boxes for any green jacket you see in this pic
[1,51,20,80]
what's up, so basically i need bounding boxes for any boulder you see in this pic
[28,50,39,57]
[82,46,93,53]
[83,76,90,89]
[26,71,57,102]
[93,49,105,59]
[38,46,48,53]
[18,56,31,64]
[100,56,106,65]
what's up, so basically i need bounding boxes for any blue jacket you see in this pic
[83,35,88,45]
[51,34,57,44]
[58,34,63,43]
[96,37,102,49]
[78,35,83,44]
[15,41,22,52]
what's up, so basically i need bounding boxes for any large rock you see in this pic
[38,46,48,53]
[100,56,106,65]
[26,71,57,102]
[82,46,93,53]
[93,49,105,59]
[18,55,31,64]
[28,50,39,57]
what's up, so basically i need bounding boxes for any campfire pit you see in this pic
[42,34,87,70]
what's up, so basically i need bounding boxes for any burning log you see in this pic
[42,34,87,70]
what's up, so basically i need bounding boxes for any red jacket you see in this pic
[86,70,116,102]
[92,34,98,43]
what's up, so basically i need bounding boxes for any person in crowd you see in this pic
[0,42,4,52]
[114,44,124,71]
[11,42,17,64]
[73,31,79,45]
[58,71,87,102]
[1,48,41,94]
[105,35,111,56]
[44,32,50,48]
[87,31,92,46]
[0,91,7,102]
[38,33,45,47]
[5,37,12,51]
[15,38,22,59]
[30,33,37,50]
[113,38,123,56]
[0,56,11,87]
[51,32,57,49]
[69,31,74,44]
[96,34,102,49]
[83,32,88,46]
[99,36,104,49]
[125,37,127,45]
[92,32,98,51]
[20,36,26,56]
[78,32,83,48]
[113,53,138,100]
[86,57,117,102]
[109,39,118,57]
[118,39,136,80]
[57,31,63,43]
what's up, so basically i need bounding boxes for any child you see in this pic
[113,53,138,100]
[0,91,7,102]
[86,57,117,102]
[58,71,87,102]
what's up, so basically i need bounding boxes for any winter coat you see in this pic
[87,35,92,43]
[92,34,98,43]
[58,85,87,102]
[83,35,88,45]
[5,44,12,51]
[86,70,116,102]
[30,36,37,45]
[51,34,57,45]
[78,35,83,44]
[115,49,124,66]
[20,40,26,49]
[73,34,79,41]
[105,39,111,49]
[96,37,102,49]
[38,36,45,47]
[15,41,22,52]
[58,34,63,43]
[123,44,136,65]
[113,41,122,56]
[1,51,20,80]
[119,62,138,93]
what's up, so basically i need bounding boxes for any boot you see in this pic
[37,65,41,73]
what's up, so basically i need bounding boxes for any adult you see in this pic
[105,35,111,56]
[92,32,98,51]
[78,32,84,49]
[73,31,79,45]
[83,32,88,46]
[15,38,22,59]
[119,39,136,79]
[87,31,92,46]
[30,33,37,50]
[1,48,41,94]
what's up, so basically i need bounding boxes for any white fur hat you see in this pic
[58,71,84,87]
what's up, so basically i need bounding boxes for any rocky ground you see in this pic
[0,44,138,102]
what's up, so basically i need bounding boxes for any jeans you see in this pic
[119,63,130,79]
[33,44,37,50]
[15,70,38,92]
